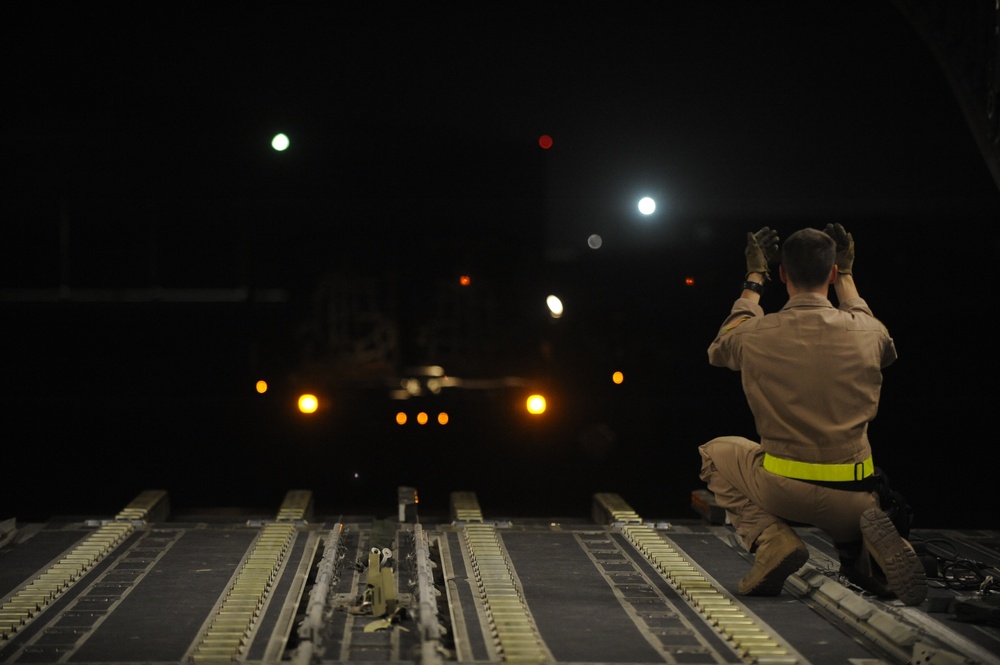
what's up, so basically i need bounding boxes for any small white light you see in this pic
[271,133,290,151]
[546,295,564,318]
[638,197,656,215]
[587,234,603,249]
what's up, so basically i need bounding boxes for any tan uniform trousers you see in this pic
[699,436,878,550]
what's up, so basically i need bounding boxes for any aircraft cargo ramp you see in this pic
[1,489,998,664]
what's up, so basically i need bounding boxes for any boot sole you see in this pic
[740,546,809,596]
[860,508,926,606]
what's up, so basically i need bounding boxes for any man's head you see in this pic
[779,228,836,289]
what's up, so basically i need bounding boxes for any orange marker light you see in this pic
[526,395,546,415]
[298,394,318,414]
[256,380,268,394]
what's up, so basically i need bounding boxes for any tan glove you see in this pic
[745,227,779,279]
[824,223,854,275]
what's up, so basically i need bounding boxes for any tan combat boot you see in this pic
[738,522,809,596]
[859,508,926,606]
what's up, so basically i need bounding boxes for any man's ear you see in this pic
[828,264,838,284]
[778,263,788,284]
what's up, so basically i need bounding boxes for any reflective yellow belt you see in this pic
[762,453,874,482]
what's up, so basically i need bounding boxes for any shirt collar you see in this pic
[781,291,833,310]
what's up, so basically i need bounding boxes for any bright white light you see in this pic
[587,234,603,249]
[271,133,290,151]
[546,295,564,319]
[638,197,656,215]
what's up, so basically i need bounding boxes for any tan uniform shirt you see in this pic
[708,292,897,465]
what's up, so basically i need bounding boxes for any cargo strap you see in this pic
[763,453,874,482]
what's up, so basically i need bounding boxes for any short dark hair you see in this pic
[780,228,835,288]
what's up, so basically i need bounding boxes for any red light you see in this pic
[538,134,553,149]
[685,277,695,286]
[460,275,471,286]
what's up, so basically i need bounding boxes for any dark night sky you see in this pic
[3,3,999,527]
